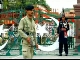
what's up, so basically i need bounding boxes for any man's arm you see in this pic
[34,22,37,45]
[18,19,28,39]
[57,22,61,34]
[66,23,69,31]
[34,29,37,44]
[33,21,38,48]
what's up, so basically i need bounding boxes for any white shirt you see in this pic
[68,26,74,37]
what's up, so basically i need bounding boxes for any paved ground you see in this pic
[0,55,80,59]
[0,49,80,59]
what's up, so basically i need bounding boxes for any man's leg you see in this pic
[30,47,34,59]
[64,41,68,56]
[22,44,33,59]
[70,37,73,48]
[59,42,63,56]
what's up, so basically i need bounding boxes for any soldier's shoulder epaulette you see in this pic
[23,16,26,18]
[21,16,26,20]
[21,18,24,20]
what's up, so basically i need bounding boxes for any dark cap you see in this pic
[25,4,34,10]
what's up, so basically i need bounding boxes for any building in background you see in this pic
[74,0,80,43]
[73,0,80,52]
[64,9,75,18]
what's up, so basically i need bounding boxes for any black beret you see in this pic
[25,4,34,10]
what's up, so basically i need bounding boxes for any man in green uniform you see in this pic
[18,4,38,59]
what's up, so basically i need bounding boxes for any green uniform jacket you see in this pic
[18,16,37,45]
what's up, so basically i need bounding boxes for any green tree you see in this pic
[3,0,51,10]
[23,0,51,10]
[3,0,9,10]
[15,0,22,9]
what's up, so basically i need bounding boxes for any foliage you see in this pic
[2,0,51,10]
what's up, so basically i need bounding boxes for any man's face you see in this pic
[62,17,65,21]
[26,9,34,18]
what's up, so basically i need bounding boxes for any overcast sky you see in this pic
[46,0,77,13]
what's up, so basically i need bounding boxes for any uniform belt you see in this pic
[25,32,33,35]
[25,32,29,35]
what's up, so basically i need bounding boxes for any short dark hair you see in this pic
[25,4,34,10]
[62,14,65,18]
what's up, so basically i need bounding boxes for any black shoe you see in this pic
[59,54,62,56]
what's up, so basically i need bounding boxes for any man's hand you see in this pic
[61,28,66,31]
[26,37,31,43]
[36,44,38,49]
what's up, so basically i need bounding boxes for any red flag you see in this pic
[72,19,75,23]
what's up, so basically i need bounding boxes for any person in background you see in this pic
[37,33,41,45]
[57,15,69,56]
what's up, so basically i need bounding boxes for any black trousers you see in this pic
[59,42,68,54]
